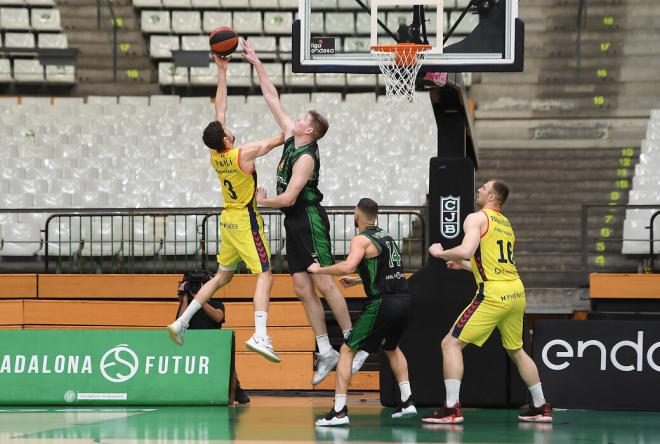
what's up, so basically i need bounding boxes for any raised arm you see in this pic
[255,154,314,208]
[213,54,230,124]
[239,133,285,165]
[241,39,295,137]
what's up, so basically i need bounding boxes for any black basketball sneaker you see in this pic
[315,405,349,426]
[422,403,464,424]
[392,396,417,418]
[518,403,553,423]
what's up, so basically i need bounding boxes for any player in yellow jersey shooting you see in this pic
[423,179,552,424]
[167,54,284,364]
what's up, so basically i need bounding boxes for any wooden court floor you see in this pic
[1,394,659,443]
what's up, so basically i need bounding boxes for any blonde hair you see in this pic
[307,109,329,140]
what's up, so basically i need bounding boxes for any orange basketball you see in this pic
[209,27,239,57]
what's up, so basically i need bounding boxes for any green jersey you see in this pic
[276,136,323,213]
[357,226,409,299]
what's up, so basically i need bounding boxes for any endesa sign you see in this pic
[533,320,660,411]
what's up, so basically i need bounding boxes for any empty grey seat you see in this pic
[0,7,30,30]
[5,32,35,48]
[202,11,231,33]
[37,32,67,48]
[31,8,61,31]
[13,59,44,82]
[141,10,171,33]
[150,35,180,58]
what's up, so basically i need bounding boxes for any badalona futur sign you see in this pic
[0,330,233,405]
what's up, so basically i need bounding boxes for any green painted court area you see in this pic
[0,396,658,443]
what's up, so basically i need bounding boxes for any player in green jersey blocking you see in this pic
[240,39,368,384]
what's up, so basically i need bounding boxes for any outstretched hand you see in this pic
[307,263,322,274]
[240,38,260,65]
[446,260,463,271]
[212,54,230,71]
[255,186,268,204]
[338,276,360,288]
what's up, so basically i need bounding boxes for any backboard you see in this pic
[292,0,524,74]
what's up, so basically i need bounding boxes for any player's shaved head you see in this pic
[357,198,379,221]
[489,179,510,206]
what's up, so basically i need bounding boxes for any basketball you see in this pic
[209,27,239,57]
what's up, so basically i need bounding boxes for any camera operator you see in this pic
[176,271,250,405]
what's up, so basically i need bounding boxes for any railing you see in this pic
[580,204,660,286]
[576,0,588,80]
[648,210,660,273]
[0,207,426,275]
[96,0,119,81]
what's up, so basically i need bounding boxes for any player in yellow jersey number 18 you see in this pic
[167,53,285,364]
[423,179,553,424]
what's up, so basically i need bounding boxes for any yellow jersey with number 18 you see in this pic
[470,208,519,284]
[210,148,256,210]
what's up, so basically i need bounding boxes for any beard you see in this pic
[354,216,359,229]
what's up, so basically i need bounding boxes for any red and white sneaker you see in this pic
[422,403,464,424]
[518,403,553,423]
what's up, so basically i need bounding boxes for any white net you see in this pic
[372,45,431,104]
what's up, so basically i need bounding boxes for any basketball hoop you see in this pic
[371,43,432,104]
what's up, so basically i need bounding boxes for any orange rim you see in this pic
[371,43,432,66]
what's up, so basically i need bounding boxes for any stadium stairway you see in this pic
[470,0,659,306]
[55,0,160,95]
[475,147,640,287]
[471,0,660,119]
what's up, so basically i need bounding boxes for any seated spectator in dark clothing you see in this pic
[176,271,250,405]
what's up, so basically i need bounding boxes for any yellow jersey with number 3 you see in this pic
[470,208,519,284]
[210,148,256,210]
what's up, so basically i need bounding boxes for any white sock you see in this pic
[445,379,461,408]
[316,334,332,355]
[334,394,347,412]
[342,329,352,340]
[529,383,546,408]
[399,381,411,402]
[254,311,267,337]
[178,299,201,327]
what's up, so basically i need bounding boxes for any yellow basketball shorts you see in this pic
[217,206,271,274]
[450,279,526,350]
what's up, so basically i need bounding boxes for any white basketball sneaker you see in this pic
[315,405,349,426]
[312,349,340,385]
[246,334,281,363]
[391,396,417,418]
[167,320,187,345]
[351,350,369,375]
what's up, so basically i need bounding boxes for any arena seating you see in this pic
[0,1,73,84]
[132,0,476,88]
[0,93,433,258]
[622,109,660,254]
